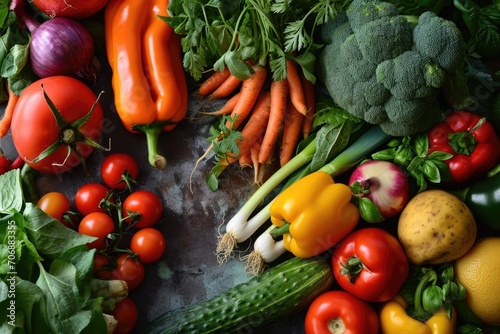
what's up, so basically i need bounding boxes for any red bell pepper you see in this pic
[304,290,379,334]
[332,227,410,303]
[427,111,500,184]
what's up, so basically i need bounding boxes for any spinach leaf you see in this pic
[23,203,95,260]
[14,279,46,334]
[36,260,100,334]
[0,169,24,213]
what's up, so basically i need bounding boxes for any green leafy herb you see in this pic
[371,133,453,192]
[164,0,351,81]
[205,115,243,191]
[0,4,37,99]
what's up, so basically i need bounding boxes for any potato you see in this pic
[397,189,477,265]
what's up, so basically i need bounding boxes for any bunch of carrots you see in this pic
[197,59,316,189]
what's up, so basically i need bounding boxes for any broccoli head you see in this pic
[317,0,469,136]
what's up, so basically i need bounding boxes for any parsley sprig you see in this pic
[163,0,351,81]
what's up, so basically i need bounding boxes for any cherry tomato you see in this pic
[122,190,163,229]
[305,290,379,334]
[11,76,103,174]
[33,0,109,19]
[78,212,115,250]
[111,254,145,291]
[100,153,139,190]
[37,192,73,228]
[332,227,410,303]
[93,254,114,279]
[111,297,138,334]
[130,228,166,263]
[74,183,112,216]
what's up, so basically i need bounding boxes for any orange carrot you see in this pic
[258,79,288,164]
[199,92,241,116]
[198,68,231,96]
[209,74,242,100]
[286,59,308,115]
[225,65,268,130]
[0,84,19,138]
[234,91,271,159]
[300,73,316,138]
[250,135,262,184]
[239,149,253,168]
[280,101,305,166]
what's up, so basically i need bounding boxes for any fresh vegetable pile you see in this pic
[1,0,500,333]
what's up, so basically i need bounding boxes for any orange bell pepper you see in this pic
[105,0,188,169]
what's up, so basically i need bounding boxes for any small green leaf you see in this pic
[427,150,453,161]
[358,197,385,223]
[394,146,414,165]
[371,148,396,161]
[422,285,444,315]
[0,42,30,78]
[422,160,441,183]
[413,133,429,157]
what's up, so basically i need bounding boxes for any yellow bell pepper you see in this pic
[379,295,457,334]
[269,171,359,258]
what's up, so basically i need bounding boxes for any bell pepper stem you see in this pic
[135,124,167,169]
[269,222,290,238]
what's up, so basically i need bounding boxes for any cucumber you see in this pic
[142,256,334,334]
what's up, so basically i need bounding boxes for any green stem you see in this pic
[269,222,290,238]
[319,125,391,177]
[237,138,317,217]
[134,124,166,169]
[413,269,438,321]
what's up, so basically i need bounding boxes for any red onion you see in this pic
[349,160,410,219]
[10,0,99,80]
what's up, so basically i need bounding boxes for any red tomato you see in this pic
[100,153,140,190]
[332,227,410,303]
[78,212,115,250]
[93,254,114,279]
[37,192,73,228]
[304,290,379,334]
[75,183,112,216]
[11,76,103,174]
[130,228,166,263]
[33,0,109,19]
[111,254,145,291]
[122,190,163,229]
[111,297,138,334]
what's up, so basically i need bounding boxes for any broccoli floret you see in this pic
[356,15,414,64]
[413,11,466,72]
[346,0,399,33]
[317,0,469,136]
[380,94,444,135]
[376,50,442,100]
[320,12,350,44]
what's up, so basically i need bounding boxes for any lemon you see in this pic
[454,237,500,326]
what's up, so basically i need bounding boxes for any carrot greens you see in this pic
[165,0,352,81]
